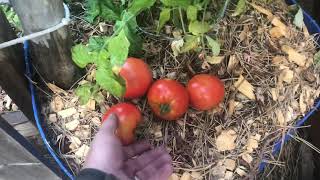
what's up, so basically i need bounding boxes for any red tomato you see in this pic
[147,79,189,120]
[187,74,224,110]
[102,103,142,145]
[120,57,152,99]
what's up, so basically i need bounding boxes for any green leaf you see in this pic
[157,8,171,32]
[187,5,198,21]
[180,35,199,53]
[232,0,246,16]
[85,0,121,23]
[160,0,191,8]
[294,7,304,29]
[314,50,320,64]
[188,20,210,35]
[88,36,109,52]
[96,65,126,98]
[75,84,92,105]
[206,36,220,56]
[128,0,156,15]
[108,30,130,67]
[71,44,93,68]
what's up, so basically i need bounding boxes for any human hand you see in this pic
[83,114,173,180]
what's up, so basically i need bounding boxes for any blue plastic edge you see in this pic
[259,0,320,172]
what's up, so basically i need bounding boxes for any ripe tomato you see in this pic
[147,79,189,120]
[120,57,152,99]
[102,103,142,145]
[187,74,224,110]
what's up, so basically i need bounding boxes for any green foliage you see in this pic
[187,5,198,21]
[180,35,199,53]
[188,20,210,35]
[232,0,246,16]
[314,50,320,64]
[128,0,156,15]
[85,0,121,23]
[0,4,21,30]
[72,44,93,68]
[293,7,304,29]
[108,30,130,67]
[76,83,103,105]
[206,36,220,56]
[160,0,191,8]
[157,8,171,32]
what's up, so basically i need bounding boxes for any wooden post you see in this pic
[10,0,82,89]
[0,9,35,122]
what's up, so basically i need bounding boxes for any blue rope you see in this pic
[23,41,74,180]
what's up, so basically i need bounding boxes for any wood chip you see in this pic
[239,25,249,42]
[75,126,91,139]
[282,45,307,66]
[235,166,247,177]
[272,56,287,65]
[227,55,239,73]
[91,117,101,126]
[279,69,294,84]
[69,136,81,150]
[206,56,224,64]
[224,171,233,180]
[271,17,287,32]
[180,172,191,180]
[270,27,287,39]
[250,3,273,19]
[75,144,90,159]
[47,83,68,95]
[86,99,96,110]
[276,109,285,126]
[224,159,236,171]
[234,75,255,100]
[48,113,57,123]
[191,172,202,180]
[11,104,18,111]
[65,119,80,131]
[57,107,77,118]
[168,173,180,180]
[246,136,258,153]
[241,153,253,164]
[270,88,279,101]
[50,96,64,112]
[216,130,237,152]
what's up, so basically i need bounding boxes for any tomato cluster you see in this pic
[102,57,225,144]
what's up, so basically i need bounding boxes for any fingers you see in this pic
[99,113,118,136]
[135,154,173,180]
[123,147,170,178]
[123,141,152,160]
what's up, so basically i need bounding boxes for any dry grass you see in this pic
[43,0,320,179]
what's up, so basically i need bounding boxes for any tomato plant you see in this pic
[147,79,189,120]
[120,57,152,99]
[102,103,142,145]
[187,74,224,110]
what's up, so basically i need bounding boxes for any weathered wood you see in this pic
[0,117,61,179]
[10,0,82,89]
[1,111,39,137]
[0,9,35,123]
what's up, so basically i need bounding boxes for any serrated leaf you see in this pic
[75,84,92,105]
[180,35,199,53]
[232,0,246,16]
[188,20,210,35]
[206,36,220,56]
[294,7,304,29]
[128,0,156,15]
[108,30,130,67]
[85,0,121,23]
[71,44,93,68]
[157,8,171,32]
[160,0,191,8]
[187,5,198,21]
[88,36,109,52]
[96,66,125,98]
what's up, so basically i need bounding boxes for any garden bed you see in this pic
[44,0,320,179]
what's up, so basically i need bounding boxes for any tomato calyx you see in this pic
[159,103,171,115]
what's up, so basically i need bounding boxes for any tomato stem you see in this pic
[159,104,170,115]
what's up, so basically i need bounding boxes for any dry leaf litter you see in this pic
[45,1,320,179]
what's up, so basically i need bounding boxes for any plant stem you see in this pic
[178,7,186,35]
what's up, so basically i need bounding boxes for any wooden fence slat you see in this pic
[0,9,35,123]
[10,0,82,89]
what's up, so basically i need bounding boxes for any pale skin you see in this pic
[84,114,173,180]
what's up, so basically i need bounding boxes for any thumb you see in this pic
[100,113,119,135]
